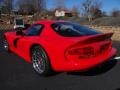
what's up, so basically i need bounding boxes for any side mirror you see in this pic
[16,27,24,36]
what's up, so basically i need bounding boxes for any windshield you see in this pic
[52,22,101,37]
[15,19,24,25]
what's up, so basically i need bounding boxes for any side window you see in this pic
[25,24,43,36]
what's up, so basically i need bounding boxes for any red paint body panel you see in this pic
[4,20,117,72]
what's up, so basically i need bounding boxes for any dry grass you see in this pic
[88,26,120,40]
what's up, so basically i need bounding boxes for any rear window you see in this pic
[52,22,101,37]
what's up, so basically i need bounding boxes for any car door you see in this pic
[15,24,44,56]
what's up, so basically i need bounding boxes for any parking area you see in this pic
[0,30,120,90]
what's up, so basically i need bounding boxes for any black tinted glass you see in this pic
[25,24,43,36]
[52,22,101,37]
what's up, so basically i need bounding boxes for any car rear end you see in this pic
[64,33,116,71]
[51,21,117,71]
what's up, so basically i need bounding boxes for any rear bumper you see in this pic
[55,48,117,72]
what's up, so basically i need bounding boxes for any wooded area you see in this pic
[0,0,120,26]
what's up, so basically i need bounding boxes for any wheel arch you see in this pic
[30,43,43,58]
[29,43,51,63]
[29,43,54,70]
[29,43,59,71]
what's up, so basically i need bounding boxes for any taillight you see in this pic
[100,43,111,53]
[68,47,94,58]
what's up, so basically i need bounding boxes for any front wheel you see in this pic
[31,46,51,76]
[3,39,9,52]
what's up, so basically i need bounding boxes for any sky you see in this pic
[46,0,120,14]
[1,0,120,14]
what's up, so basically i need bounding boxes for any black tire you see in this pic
[31,46,51,76]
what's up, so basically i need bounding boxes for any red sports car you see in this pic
[3,20,117,76]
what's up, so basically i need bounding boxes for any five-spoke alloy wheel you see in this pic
[31,46,51,76]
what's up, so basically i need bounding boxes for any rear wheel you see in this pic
[31,46,51,76]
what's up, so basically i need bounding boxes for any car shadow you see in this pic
[67,59,117,76]
[48,59,117,77]
[116,88,120,90]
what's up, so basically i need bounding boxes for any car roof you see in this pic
[35,20,54,24]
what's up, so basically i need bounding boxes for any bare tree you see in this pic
[18,0,31,14]
[0,0,2,17]
[34,0,46,13]
[71,5,80,17]
[2,0,13,14]
[111,9,120,17]
[18,0,46,15]
[81,0,102,21]
[0,0,2,18]
[17,0,36,14]
[90,1,103,19]
[81,0,92,18]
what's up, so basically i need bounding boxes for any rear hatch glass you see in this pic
[52,22,101,37]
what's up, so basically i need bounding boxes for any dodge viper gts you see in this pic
[3,20,117,76]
